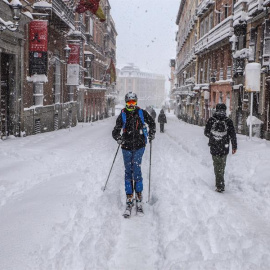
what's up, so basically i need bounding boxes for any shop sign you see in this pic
[68,44,80,64]
[29,21,48,52]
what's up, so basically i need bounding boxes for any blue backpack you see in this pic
[121,109,148,144]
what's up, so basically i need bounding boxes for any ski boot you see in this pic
[123,194,133,218]
[136,192,144,216]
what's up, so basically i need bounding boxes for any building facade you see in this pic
[0,0,117,138]
[0,0,31,138]
[117,64,166,108]
[173,0,234,126]
[172,0,270,140]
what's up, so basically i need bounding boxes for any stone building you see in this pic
[172,0,270,140]
[231,0,270,139]
[173,0,234,125]
[117,64,166,109]
[173,0,198,123]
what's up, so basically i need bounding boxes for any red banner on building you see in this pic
[68,44,80,64]
[29,21,48,52]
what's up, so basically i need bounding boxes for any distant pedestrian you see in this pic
[204,103,237,193]
[158,109,167,133]
[150,107,156,121]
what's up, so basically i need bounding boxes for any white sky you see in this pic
[110,0,180,86]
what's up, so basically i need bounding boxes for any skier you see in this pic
[204,103,237,193]
[158,109,167,133]
[112,92,156,217]
[150,107,156,121]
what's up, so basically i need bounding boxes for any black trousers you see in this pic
[160,123,164,132]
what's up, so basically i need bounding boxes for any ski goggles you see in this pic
[126,100,137,106]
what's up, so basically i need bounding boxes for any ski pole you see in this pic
[148,140,152,202]
[103,144,120,192]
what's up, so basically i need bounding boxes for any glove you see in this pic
[117,136,123,145]
[148,134,155,142]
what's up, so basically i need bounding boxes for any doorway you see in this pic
[1,53,14,138]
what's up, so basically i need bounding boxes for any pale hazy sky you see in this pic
[110,0,180,89]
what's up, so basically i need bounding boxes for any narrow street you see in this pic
[0,112,270,270]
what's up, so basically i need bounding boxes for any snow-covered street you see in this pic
[1,111,270,270]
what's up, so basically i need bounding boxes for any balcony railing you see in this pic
[248,0,264,16]
[197,0,215,18]
[176,47,196,75]
[52,0,75,30]
[233,0,248,23]
[195,16,233,54]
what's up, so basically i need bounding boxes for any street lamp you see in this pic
[9,0,23,20]
[85,56,91,68]
[64,45,71,61]
[84,53,95,87]
[0,0,22,32]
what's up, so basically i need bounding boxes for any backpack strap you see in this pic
[138,109,145,125]
[138,109,148,144]
[121,109,127,132]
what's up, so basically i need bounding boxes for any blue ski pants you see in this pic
[122,147,145,195]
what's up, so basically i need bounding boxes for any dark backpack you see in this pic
[121,109,148,144]
[210,117,228,141]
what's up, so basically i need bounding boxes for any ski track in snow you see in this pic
[0,113,270,269]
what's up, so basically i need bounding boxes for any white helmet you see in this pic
[125,92,138,102]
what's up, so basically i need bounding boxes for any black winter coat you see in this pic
[151,109,156,120]
[204,113,237,156]
[112,107,156,150]
[158,112,167,124]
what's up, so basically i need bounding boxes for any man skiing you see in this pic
[112,92,156,217]
[158,109,167,133]
[204,103,237,193]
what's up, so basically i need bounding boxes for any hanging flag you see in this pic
[75,0,106,22]
[107,58,116,84]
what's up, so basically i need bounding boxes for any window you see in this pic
[219,92,223,103]
[249,27,257,62]
[204,16,209,35]
[89,17,94,36]
[263,20,270,65]
[209,12,213,30]
[200,19,204,38]
[217,10,221,24]
[224,4,229,19]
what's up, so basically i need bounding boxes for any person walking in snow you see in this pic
[204,103,237,193]
[112,92,156,217]
[150,107,156,121]
[158,109,167,133]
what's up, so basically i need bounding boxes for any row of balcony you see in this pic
[177,14,198,54]
[195,15,233,55]
[176,47,196,75]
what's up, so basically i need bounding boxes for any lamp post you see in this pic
[64,45,71,61]
[85,53,94,87]
[9,0,23,20]
[0,0,22,32]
